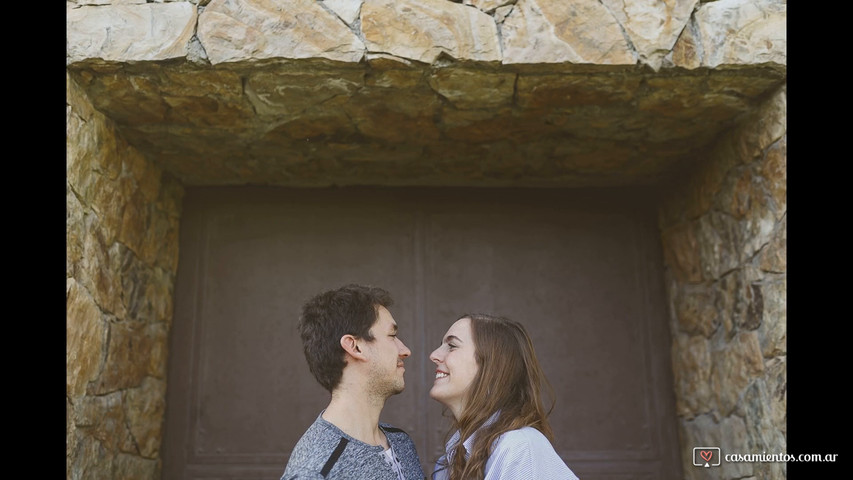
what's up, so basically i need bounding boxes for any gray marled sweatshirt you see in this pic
[281,413,426,480]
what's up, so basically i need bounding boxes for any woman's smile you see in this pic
[428,317,480,420]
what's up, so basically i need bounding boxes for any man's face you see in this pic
[363,305,411,398]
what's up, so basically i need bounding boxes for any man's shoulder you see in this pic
[284,417,348,475]
[280,465,325,480]
[293,416,346,449]
[380,422,417,446]
[380,422,423,474]
[379,422,412,436]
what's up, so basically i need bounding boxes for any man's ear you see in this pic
[340,334,365,360]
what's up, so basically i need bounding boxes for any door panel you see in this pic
[163,187,682,479]
[423,205,679,477]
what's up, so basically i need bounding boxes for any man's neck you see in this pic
[322,389,389,448]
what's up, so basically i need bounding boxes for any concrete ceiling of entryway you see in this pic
[66,59,785,188]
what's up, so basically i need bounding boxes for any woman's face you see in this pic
[429,317,480,420]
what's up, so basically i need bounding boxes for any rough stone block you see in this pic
[323,0,363,25]
[672,334,713,416]
[124,378,167,458]
[661,221,703,284]
[76,391,136,453]
[113,453,161,480]
[427,68,515,109]
[81,229,126,318]
[244,69,363,117]
[720,415,753,478]
[67,3,197,63]
[757,276,786,357]
[759,215,785,274]
[70,433,115,480]
[696,212,741,281]
[711,330,764,415]
[601,0,699,70]
[362,0,500,63]
[674,283,720,337]
[762,135,786,219]
[502,0,635,65]
[92,321,156,394]
[465,0,514,13]
[198,0,365,64]
[517,73,640,109]
[67,279,107,398]
[670,0,786,69]
[679,414,721,480]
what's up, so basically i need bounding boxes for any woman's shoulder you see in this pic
[494,426,553,450]
[488,427,580,479]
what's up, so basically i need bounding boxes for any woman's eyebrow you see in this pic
[444,335,462,344]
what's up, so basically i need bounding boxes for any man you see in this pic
[281,284,426,480]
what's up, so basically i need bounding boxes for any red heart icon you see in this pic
[700,450,713,462]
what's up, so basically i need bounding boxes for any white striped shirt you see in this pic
[433,418,580,480]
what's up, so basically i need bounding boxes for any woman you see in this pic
[429,313,579,480]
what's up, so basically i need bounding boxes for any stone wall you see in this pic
[66,0,786,478]
[64,0,786,187]
[658,85,786,480]
[66,71,185,480]
[66,0,786,70]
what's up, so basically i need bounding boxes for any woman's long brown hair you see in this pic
[435,313,557,480]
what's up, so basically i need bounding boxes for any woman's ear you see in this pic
[340,334,365,360]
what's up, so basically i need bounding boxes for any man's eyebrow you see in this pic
[444,335,462,344]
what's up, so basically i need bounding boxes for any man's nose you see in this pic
[398,339,411,358]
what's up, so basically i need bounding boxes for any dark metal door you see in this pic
[162,187,682,479]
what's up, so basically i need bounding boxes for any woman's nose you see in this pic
[429,347,441,364]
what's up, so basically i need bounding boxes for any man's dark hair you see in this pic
[298,284,393,393]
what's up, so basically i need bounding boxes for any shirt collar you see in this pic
[447,411,501,460]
